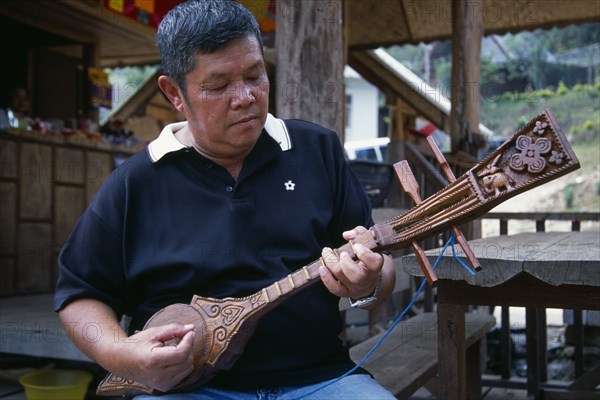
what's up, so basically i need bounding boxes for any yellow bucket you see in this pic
[19,369,93,400]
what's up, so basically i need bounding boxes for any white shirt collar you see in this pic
[147,113,292,163]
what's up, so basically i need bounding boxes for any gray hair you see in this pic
[156,0,263,91]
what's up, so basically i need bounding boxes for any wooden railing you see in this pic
[484,211,600,235]
[480,212,600,388]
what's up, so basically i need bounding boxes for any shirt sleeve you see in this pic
[53,178,129,316]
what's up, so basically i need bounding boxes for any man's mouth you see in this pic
[232,115,257,126]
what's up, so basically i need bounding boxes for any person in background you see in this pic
[0,86,31,129]
[54,1,396,399]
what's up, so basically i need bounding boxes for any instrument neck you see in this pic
[261,242,358,304]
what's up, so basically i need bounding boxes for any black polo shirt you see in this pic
[54,115,372,389]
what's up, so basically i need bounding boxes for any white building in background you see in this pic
[344,66,380,143]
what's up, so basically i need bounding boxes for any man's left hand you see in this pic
[319,226,386,300]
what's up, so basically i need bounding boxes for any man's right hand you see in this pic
[119,323,196,392]
[59,299,196,393]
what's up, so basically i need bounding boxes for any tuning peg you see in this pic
[426,137,482,271]
[394,161,438,287]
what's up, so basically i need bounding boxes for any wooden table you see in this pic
[400,231,600,399]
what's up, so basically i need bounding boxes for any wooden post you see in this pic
[574,309,584,378]
[500,306,512,380]
[449,0,482,155]
[275,0,344,141]
[384,95,407,208]
[438,303,467,399]
[526,307,541,398]
[387,97,412,163]
[466,338,483,399]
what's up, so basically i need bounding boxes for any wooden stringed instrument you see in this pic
[97,109,579,396]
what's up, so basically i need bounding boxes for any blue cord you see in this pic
[299,233,475,399]
[449,234,477,276]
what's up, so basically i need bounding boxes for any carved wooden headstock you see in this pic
[371,109,580,283]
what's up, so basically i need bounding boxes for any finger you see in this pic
[322,248,357,286]
[321,248,372,296]
[337,251,368,284]
[321,247,341,275]
[151,330,195,366]
[151,323,195,343]
[159,332,196,369]
[336,249,383,299]
[342,225,367,241]
[176,329,196,352]
[352,243,384,272]
[319,265,350,297]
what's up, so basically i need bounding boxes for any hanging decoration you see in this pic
[88,67,112,109]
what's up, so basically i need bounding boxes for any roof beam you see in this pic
[349,50,450,133]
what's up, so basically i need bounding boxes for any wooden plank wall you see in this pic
[0,135,119,296]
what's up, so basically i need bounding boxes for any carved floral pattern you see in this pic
[533,120,548,135]
[549,150,565,165]
[510,135,552,173]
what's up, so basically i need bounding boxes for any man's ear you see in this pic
[158,75,185,111]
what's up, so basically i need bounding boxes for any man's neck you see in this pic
[174,124,246,180]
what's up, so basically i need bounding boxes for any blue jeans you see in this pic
[133,374,395,399]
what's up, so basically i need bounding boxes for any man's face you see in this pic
[180,35,270,160]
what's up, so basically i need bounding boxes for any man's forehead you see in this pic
[203,59,264,80]
[193,38,264,79]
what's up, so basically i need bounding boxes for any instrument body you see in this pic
[98,110,579,396]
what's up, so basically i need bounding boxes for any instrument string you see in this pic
[299,232,477,399]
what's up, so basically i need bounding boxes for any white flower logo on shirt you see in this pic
[284,180,296,191]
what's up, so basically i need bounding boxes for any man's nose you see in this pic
[231,83,256,108]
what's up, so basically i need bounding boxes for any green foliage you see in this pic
[537,88,555,98]
[480,55,504,86]
[564,185,575,209]
[583,119,597,131]
[502,23,600,88]
[385,44,426,75]
[556,81,569,96]
[516,115,529,128]
[588,80,600,96]
[481,81,600,147]
[567,113,600,143]
[100,65,160,125]
[543,23,600,53]
[435,58,452,88]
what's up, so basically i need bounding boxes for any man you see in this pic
[55,1,396,399]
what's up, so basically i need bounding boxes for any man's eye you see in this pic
[203,83,227,92]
